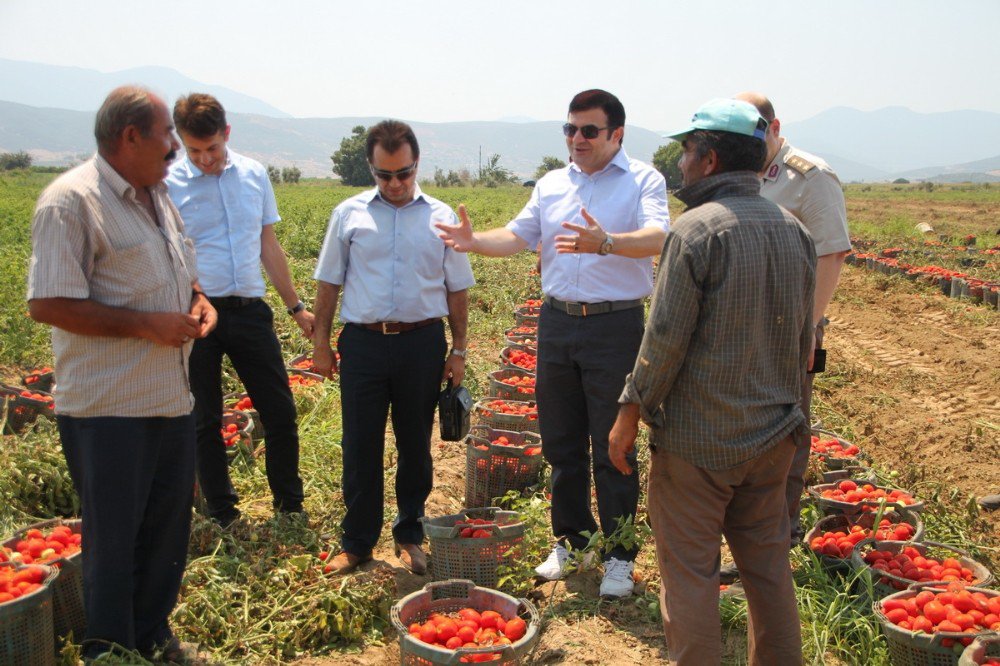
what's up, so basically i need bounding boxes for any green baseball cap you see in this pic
[665,98,768,141]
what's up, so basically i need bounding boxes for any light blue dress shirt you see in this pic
[507,147,670,302]
[166,150,279,298]
[314,186,475,323]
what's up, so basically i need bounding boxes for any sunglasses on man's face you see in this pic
[369,162,418,182]
[562,123,615,140]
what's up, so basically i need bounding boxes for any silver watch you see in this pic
[450,348,467,358]
[598,234,615,256]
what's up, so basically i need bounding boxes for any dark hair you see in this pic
[568,89,625,143]
[173,93,227,138]
[686,130,767,174]
[366,120,420,162]
[94,86,158,154]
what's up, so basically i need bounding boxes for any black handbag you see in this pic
[438,379,472,441]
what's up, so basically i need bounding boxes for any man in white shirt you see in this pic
[166,93,312,528]
[436,89,669,598]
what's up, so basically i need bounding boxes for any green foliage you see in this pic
[534,156,566,180]
[266,164,281,185]
[280,166,302,184]
[476,153,517,188]
[331,125,375,186]
[0,420,79,531]
[432,167,464,187]
[0,151,32,171]
[652,142,683,189]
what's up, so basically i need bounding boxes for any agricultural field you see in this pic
[1,172,999,665]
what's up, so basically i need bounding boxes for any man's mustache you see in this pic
[166,150,177,163]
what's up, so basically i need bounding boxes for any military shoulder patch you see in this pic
[785,153,817,176]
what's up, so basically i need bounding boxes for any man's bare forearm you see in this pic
[30,297,156,339]
[446,289,469,349]
[814,251,848,324]
[312,281,341,345]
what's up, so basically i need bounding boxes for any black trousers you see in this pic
[536,303,644,561]
[57,414,195,658]
[337,320,447,555]
[188,299,303,522]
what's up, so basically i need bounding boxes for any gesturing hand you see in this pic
[554,207,606,254]
[434,204,476,253]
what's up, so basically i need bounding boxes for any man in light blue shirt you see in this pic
[437,89,669,598]
[313,120,474,576]
[166,93,312,528]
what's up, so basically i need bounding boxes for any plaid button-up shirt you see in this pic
[620,171,816,470]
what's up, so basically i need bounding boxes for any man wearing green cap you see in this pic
[608,98,815,664]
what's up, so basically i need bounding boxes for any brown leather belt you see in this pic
[354,318,440,335]
[544,295,643,317]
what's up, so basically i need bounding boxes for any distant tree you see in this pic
[281,166,301,184]
[892,177,910,184]
[331,125,375,186]
[266,165,281,184]
[476,154,517,188]
[0,151,32,170]
[534,155,566,180]
[652,142,683,189]
[433,167,448,187]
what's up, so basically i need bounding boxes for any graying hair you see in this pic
[94,86,158,154]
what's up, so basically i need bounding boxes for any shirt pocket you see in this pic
[92,240,172,308]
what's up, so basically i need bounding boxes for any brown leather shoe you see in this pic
[395,543,428,575]
[324,550,373,575]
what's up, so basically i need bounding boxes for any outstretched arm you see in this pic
[555,208,666,258]
[435,204,529,257]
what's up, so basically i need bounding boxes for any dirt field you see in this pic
[297,261,999,666]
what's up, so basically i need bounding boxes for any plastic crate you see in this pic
[0,562,58,666]
[802,510,924,572]
[810,428,867,471]
[221,409,256,464]
[851,538,994,600]
[224,391,265,443]
[875,585,1000,666]
[503,326,537,348]
[472,398,538,434]
[2,519,84,648]
[391,579,540,666]
[498,347,537,374]
[960,633,1000,666]
[1,384,54,433]
[513,307,539,328]
[287,352,319,374]
[21,370,55,394]
[464,427,544,508]
[422,507,525,589]
[487,369,536,401]
[808,479,925,517]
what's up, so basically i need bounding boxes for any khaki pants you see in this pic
[648,437,802,666]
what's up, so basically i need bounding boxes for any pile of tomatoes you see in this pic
[503,349,537,372]
[407,607,528,661]
[220,422,242,447]
[1,525,80,567]
[810,435,860,459]
[818,479,917,509]
[878,584,1000,647]
[23,367,53,387]
[499,374,535,396]
[288,374,321,389]
[454,518,497,539]
[0,565,48,605]
[862,545,980,589]
[229,395,254,411]
[507,326,536,336]
[489,436,541,456]
[809,519,916,559]
[480,400,537,421]
[18,389,54,410]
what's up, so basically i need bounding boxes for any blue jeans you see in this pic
[57,413,195,657]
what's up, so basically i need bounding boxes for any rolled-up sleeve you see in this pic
[505,185,542,247]
[619,233,701,426]
[27,205,91,300]
[441,210,476,291]
[314,208,349,285]
[637,170,671,232]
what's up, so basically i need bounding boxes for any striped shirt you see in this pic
[620,172,816,470]
[26,155,198,418]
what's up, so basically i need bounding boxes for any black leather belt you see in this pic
[209,296,261,310]
[354,318,440,334]
[544,295,642,317]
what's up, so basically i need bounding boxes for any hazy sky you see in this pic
[2,0,997,129]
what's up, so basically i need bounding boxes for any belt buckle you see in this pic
[381,322,400,335]
[564,301,586,316]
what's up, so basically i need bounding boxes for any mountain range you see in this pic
[2,59,999,183]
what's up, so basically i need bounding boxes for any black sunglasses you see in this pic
[562,123,616,139]
[369,162,418,181]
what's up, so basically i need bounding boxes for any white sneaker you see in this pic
[534,544,596,580]
[600,558,635,598]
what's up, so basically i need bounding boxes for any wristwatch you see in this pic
[597,234,615,256]
[450,348,467,358]
[287,301,306,316]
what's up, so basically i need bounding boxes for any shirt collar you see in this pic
[94,153,167,199]
[569,146,630,177]
[675,171,762,209]
[762,140,790,182]
[362,183,429,208]
[180,150,233,178]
